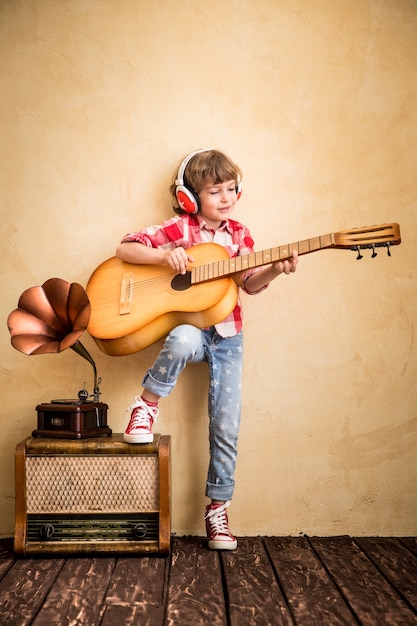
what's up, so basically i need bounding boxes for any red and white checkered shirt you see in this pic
[121,213,267,337]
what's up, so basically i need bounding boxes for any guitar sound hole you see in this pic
[171,272,192,292]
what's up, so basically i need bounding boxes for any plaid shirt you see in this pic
[121,213,267,337]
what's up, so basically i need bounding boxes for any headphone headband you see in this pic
[175,148,212,188]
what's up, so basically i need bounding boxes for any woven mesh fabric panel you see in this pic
[26,456,159,513]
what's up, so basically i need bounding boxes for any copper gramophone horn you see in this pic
[7,278,101,402]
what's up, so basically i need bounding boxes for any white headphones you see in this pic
[174,149,242,214]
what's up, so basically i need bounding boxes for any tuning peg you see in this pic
[354,246,363,260]
[385,242,392,257]
[371,245,377,258]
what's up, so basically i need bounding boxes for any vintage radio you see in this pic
[15,433,171,555]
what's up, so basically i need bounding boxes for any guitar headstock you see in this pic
[333,223,401,259]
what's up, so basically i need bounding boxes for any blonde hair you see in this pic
[170,149,242,214]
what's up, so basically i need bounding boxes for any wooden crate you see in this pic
[15,433,170,555]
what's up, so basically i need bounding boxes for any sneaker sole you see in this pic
[123,433,154,444]
[208,538,237,550]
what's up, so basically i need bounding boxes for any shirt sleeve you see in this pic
[233,223,269,296]
[121,216,188,250]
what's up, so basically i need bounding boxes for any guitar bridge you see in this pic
[120,272,134,315]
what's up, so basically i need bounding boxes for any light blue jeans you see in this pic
[142,324,243,501]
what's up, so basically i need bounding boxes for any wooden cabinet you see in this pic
[15,433,170,555]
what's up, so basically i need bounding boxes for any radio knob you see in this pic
[133,523,147,539]
[39,524,55,540]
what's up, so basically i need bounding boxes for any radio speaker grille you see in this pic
[26,455,159,513]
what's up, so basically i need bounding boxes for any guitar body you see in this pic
[86,243,239,355]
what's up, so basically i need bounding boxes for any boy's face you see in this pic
[198,179,238,228]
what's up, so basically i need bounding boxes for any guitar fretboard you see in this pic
[191,233,334,284]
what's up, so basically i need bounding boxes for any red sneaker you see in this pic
[205,501,237,550]
[123,396,158,444]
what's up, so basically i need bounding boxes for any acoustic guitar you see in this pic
[86,223,401,356]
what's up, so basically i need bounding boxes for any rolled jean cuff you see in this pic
[205,480,235,502]
[142,371,175,398]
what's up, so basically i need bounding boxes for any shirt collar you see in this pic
[195,214,233,234]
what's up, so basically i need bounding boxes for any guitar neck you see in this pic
[192,233,334,284]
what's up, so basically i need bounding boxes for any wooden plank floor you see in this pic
[0,536,416,625]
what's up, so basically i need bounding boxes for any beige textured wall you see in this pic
[1,0,416,537]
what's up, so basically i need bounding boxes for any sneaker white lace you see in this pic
[123,396,158,444]
[205,501,237,550]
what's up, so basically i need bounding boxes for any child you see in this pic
[116,149,298,550]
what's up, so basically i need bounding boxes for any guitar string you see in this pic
[120,241,326,296]
[119,229,398,297]
[121,255,264,294]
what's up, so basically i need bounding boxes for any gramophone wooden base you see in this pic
[33,402,111,439]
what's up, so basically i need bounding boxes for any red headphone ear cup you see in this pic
[176,186,199,214]
[236,176,242,200]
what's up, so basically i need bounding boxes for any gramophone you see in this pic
[7,278,111,439]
